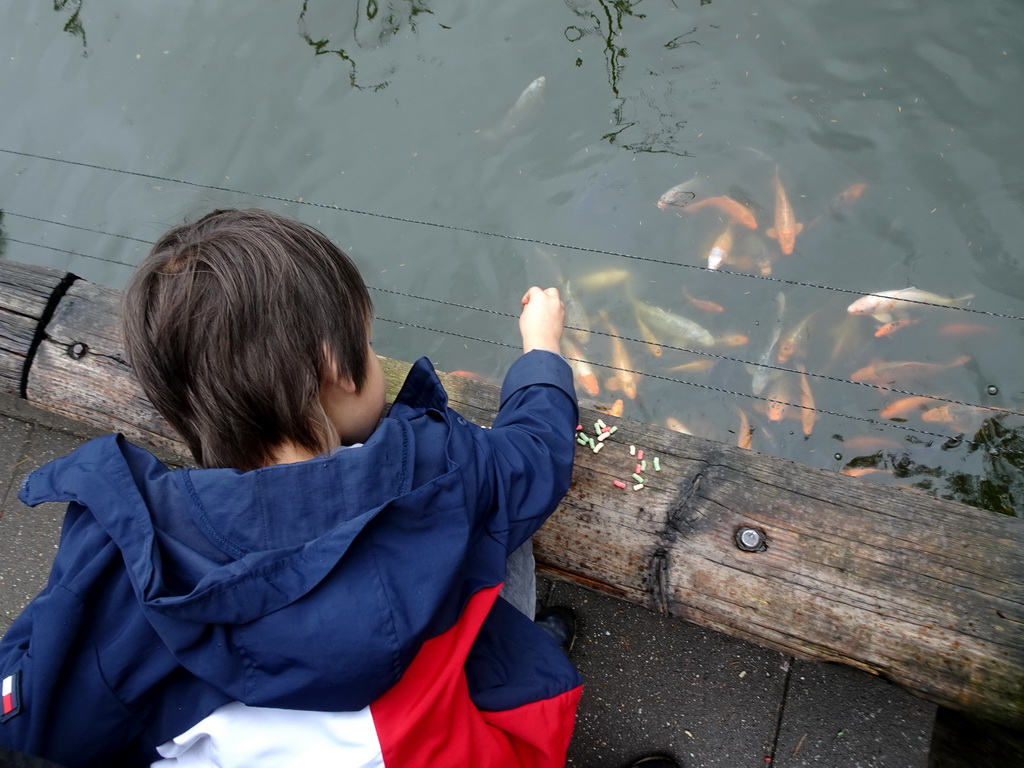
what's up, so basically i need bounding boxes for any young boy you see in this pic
[0,208,582,766]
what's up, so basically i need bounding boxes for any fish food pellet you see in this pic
[613,480,627,489]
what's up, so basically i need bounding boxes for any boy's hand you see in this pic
[519,286,564,354]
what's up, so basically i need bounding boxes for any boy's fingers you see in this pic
[521,286,560,306]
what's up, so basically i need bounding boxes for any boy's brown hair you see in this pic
[123,208,373,470]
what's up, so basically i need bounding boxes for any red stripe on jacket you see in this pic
[371,585,581,767]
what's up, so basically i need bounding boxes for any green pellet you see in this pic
[654,457,661,471]
[632,472,644,483]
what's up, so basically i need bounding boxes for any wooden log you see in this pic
[0,261,73,397]
[3,261,1023,726]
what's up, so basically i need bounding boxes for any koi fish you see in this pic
[874,317,920,338]
[765,170,803,255]
[808,183,867,229]
[880,396,936,420]
[634,313,663,357]
[764,373,794,422]
[797,365,815,437]
[657,179,700,210]
[595,398,625,418]
[681,196,758,229]
[600,311,639,399]
[668,359,717,374]
[846,287,974,324]
[562,279,591,346]
[576,267,632,292]
[750,292,785,396]
[842,467,889,478]
[921,403,992,429]
[665,417,692,434]
[479,76,546,142]
[736,407,754,449]
[682,288,725,313]
[632,300,716,347]
[706,226,733,270]
[714,333,750,348]
[561,337,599,396]
[850,354,971,385]
[777,311,815,364]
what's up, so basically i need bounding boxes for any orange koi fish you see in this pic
[448,370,490,383]
[595,398,625,418]
[797,365,815,437]
[714,333,750,348]
[842,467,889,478]
[809,183,867,229]
[634,314,663,358]
[880,396,936,420]
[850,355,970,385]
[683,196,758,229]
[874,317,920,338]
[706,226,733,270]
[561,338,599,396]
[829,183,866,211]
[665,417,692,434]
[668,359,716,374]
[736,408,754,449]
[600,311,639,399]
[682,288,725,313]
[765,170,803,255]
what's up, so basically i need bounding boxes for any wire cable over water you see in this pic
[2,150,1020,451]
[2,147,1022,322]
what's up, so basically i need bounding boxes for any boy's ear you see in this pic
[321,344,357,393]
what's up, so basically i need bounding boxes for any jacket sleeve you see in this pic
[478,350,579,552]
[0,506,144,767]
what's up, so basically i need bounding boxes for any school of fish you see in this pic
[538,160,1008,487]
[466,107,1009,488]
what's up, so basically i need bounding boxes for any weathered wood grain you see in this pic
[4,262,1023,726]
[26,279,184,457]
[0,260,72,396]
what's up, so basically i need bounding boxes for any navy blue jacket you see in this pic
[0,353,581,767]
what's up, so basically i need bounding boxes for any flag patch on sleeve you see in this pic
[2,672,21,721]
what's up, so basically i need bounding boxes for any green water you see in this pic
[2,1,1024,516]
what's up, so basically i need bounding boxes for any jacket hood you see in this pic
[21,422,415,624]
[17,359,479,709]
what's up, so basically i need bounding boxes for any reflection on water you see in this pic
[566,0,697,156]
[298,0,434,91]
[54,0,87,52]
[842,418,1024,516]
